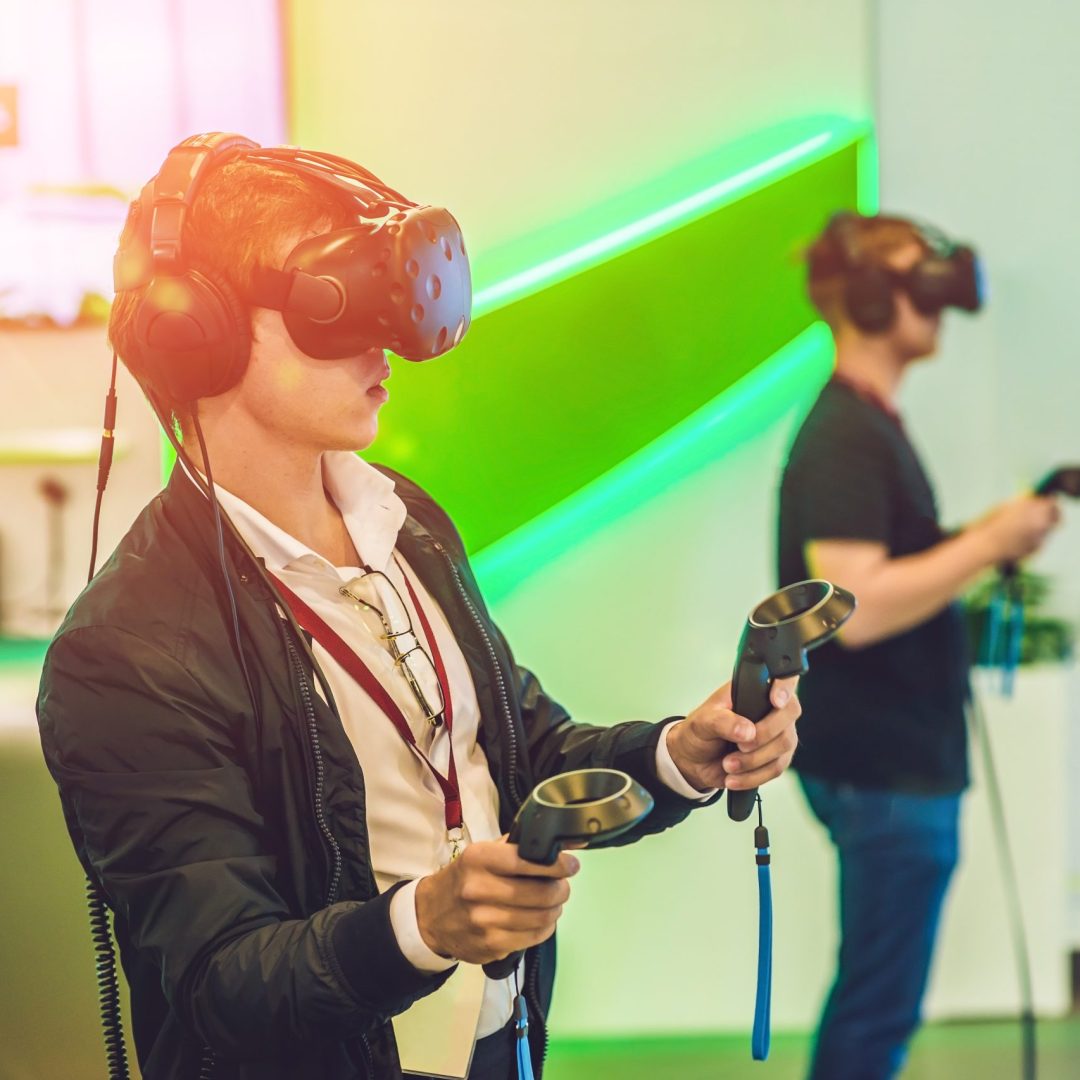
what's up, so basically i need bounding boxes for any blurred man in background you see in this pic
[778,211,1060,1080]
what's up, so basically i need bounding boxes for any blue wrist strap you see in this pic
[984,588,1004,667]
[1002,597,1024,698]
[752,823,773,1061]
[514,989,535,1080]
[985,581,1024,699]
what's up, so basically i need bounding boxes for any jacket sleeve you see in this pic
[37,625,449,1058]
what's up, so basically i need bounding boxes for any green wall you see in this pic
[369,122,866,553]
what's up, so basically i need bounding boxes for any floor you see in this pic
[545,1019,1080,1080]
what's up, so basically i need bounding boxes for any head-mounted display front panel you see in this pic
[254,205,471,361]
[905,243,984,316]
[246,148,472,362]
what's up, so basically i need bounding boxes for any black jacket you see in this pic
[37,467,704,1079]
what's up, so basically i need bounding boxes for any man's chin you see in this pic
[325,424,378,455]
[905,339,940,364]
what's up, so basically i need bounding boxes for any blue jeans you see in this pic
[799,776,961,1080]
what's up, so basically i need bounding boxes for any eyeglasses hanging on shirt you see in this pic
[272,563,468,859]
[338,562,447,743]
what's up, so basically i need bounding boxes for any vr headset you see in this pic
[815,210,985,334]
[113,132,472,403]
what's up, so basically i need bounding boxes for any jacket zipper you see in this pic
[526,953,549,1068]
[432,541,524,807]
[286,633,343,904]
[434,541,553,1066]
[286,632,374,1077]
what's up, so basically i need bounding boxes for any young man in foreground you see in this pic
[38,134,801,1079]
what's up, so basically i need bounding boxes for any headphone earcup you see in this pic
[843,266,896,333]
[134,270,251,403]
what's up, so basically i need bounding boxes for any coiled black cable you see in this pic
[87,878,130,1079]
[85,355,131,1079]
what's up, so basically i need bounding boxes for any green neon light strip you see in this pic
[857,130,880,215]
[471,322,834,604]
[472,118,869,318]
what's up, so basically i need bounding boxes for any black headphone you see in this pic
[113,132,472,404]
[815,211,984,333]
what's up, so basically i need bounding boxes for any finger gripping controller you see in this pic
[1001,465,1079,579]
[727,580,856,823]
[481,768,653,980]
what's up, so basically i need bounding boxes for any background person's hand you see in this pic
[414,839,580,965]
[666,677,800,793]
[976,494,1061,563]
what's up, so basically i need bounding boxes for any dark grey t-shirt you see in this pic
[777,380,969,794]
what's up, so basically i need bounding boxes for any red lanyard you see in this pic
[270,569,462,839]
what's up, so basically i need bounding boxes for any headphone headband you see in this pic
[243,147,414,210]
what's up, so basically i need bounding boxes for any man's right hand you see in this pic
[414,840,579,965]
[976,494,1061,563]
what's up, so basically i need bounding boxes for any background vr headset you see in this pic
[113,132,472,404]
[815,210,985,333]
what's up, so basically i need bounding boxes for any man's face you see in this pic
[231,229,391,454]
[882,241,941,363]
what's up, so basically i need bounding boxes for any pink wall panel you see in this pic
[0,0,285,323]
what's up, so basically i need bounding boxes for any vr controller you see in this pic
[481,768,654,980]
[481,579,854,979]
[1034,466,1080,498]
[726,580,856,822]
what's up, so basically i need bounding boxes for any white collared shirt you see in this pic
[202,451,708,1038]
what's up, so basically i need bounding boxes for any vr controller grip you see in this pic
[483,950,522,981]
[480,768,653,980]
[482,819,531,981]
[727,657,774,823]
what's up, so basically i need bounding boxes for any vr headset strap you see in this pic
[249,265,343,321]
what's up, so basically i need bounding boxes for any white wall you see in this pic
[290,0,873,263]
[875,0,1080,617]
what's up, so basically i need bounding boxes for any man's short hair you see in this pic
[806,213,930,332]
[109,157,357,428]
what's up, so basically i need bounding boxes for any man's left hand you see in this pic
[666,678,800,793]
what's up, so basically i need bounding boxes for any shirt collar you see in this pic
[182,451,407,575]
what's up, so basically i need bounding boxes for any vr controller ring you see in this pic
[532,768,633,811]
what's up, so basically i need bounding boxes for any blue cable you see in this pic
[752,814,773,1061]
[1002,596,1024,698]
[984,587,1004,668]
[985,578,1024,699]
[514,984,535,1080]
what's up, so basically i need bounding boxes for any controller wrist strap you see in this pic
[752,797,773,1062]
[985,578,1025,699]
[513,972,535,1080]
